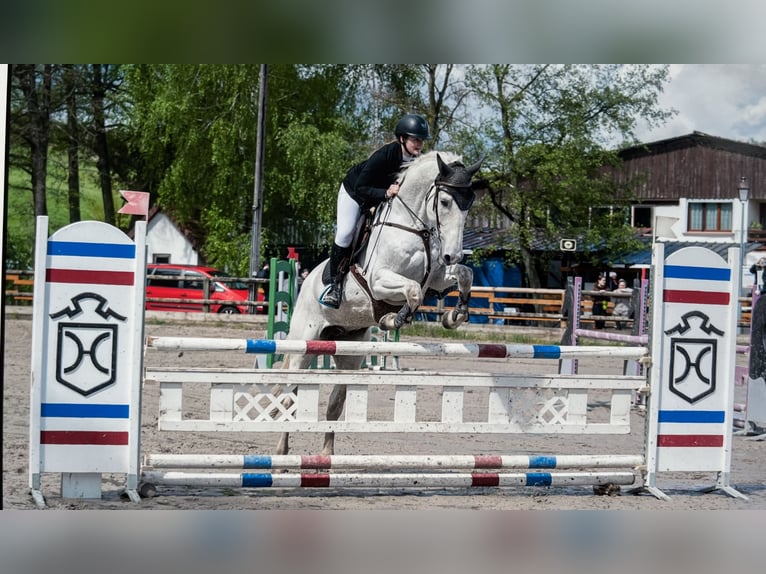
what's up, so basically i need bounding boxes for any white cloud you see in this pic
[637,65,766,144]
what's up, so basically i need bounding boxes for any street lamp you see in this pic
[738,176,750,296]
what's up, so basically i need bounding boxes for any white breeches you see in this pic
[334,183,361,248]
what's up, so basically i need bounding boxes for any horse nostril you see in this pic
[444,255,451,264]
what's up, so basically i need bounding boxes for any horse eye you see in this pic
[440,197,451,208]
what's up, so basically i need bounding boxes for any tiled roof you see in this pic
[463,227,562,252]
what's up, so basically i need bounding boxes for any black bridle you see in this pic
[433,178,476,211]
[364,175,474,287]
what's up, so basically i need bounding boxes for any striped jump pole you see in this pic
[574,329,649,345]
[144,453,645,471]
[141,470,637,490]
[146,336,649,360]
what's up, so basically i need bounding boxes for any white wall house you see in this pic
[639,197,757,290]
[145,210,200,265]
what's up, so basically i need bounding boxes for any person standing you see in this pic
[591,273,610,329]
[320,113,431,309]
[612,277,633,330]
[255,261,270,302]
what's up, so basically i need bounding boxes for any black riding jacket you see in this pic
[342,141,408,210]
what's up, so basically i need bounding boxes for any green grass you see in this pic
[6,151,126,269]
[403,322,558,344]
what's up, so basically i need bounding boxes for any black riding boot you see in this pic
[320,243,350,308]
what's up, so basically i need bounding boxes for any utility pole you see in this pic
[249,65,268,310]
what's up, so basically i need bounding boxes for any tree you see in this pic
[62,64,82,223]
[463,64,673,287]
[122,65,428,272]
[11,65,56,218]
[88,64,122,225]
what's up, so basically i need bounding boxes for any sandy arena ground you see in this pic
[3,313,764,510]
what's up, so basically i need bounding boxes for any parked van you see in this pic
[145,264,264,314]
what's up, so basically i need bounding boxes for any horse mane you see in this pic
[397,151,462,195]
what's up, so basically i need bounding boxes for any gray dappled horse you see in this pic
[277,151,484,455]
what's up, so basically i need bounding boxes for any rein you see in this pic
[364,183,439,288]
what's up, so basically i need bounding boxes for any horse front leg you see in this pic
[372,270,423,331]
[441,264,473,329]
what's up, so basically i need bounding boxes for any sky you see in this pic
[635,65,766,145]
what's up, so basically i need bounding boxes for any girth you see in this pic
[350,266,402,323]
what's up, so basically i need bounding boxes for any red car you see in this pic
[145,264,265,314]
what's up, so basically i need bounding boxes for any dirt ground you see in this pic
[4,313,765,510]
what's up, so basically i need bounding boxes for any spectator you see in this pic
[591,273,610,329]
[256,261,270,301]
[612,278,633,330]
[750,257,766,293]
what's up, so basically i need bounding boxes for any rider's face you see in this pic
[403,136,424,156]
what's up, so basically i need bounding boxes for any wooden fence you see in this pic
[5,268,755,328]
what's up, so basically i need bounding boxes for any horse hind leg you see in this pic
[274,353,312,456]
[321,384,347,456]
[321,352,365,455]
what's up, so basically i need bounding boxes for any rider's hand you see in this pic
[386,183,400,199]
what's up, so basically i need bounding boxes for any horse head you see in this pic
[430,153,484,265]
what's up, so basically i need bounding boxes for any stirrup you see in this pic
[319,283,342,309]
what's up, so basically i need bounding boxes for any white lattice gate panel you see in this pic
[148,368,643,435]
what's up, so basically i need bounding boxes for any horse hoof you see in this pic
[442,310,468,329]
[378,313,397,331]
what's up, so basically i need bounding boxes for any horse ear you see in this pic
[436,153,454,178]
[466,155,485,177]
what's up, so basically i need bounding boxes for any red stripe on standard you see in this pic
[663,290,729,305]
[301,473,331,487]
[301,455,332,469]
[471,473,500,487]
[304,341,337,355]
[41,430,129,445]
[473,455,503,468]
[46,268,134,286]
[657,434,724,447]
[477,344,508,358]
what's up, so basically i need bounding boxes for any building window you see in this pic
[687,202,732,232]
[632,206,653,228]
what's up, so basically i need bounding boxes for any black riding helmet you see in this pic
[394,114,431,140]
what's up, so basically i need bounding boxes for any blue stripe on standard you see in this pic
[658,410,726,423]
[664,265,730,282]
[41,403,129,418]
[48,240,135,259]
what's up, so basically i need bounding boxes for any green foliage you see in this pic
[270,119,351,244]
[122,64,372,266]
[7,151,119,269]
[461,64,672,286]
[7,64,673,282]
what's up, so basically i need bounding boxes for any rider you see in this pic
[320,113,431,308]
